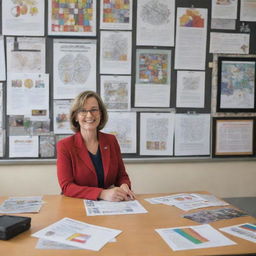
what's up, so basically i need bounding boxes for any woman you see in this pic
[57,91,135,201]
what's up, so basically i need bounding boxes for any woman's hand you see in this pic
[120,183,136,200]
[99,185,135,202]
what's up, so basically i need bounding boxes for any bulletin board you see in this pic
[0,0,256,164]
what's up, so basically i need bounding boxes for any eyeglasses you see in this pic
[77,108,100,116]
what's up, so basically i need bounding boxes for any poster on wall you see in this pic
[6,37,46,74]
[53,39,97,99]
[0,36,6,81]
[103,112,137,154]
[100,75,131,111]
[9,136,39,158]
[174,114,211,156]
[100,0,133,30]
[53,100,73,134]
[174,8,207,70]
[2,0,45,36]
[213,118,254,157]
[136,0,175,46]
[140,112,174,156]
[211,0,238,19]
[48,0,96,36]
[217,57,256,112]
[135,48,171,107]
[7,73,49,117]
[176,71,205,108]
[100,31,132,74]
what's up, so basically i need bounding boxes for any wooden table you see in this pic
[0,193,256,256]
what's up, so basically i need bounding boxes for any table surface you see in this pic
[0,192,256,256]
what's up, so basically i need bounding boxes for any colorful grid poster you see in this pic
[100,0,133,30]
[48,0,96,36]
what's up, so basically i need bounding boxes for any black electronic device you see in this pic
[0,215,31,240]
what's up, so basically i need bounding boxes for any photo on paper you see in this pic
[212,118,254,157]
[8,115,30,136]
[183,207,248,224]
[31,120,50,135]
[136,0,175,46]
[53,100,73,134]
[217,57,256,112]
[6,37,46,73]
[100,0,133,30]
[48,0,96,36]
[100,31,132,74]
[39,135,56,158]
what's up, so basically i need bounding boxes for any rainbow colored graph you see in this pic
[173,228,209,244]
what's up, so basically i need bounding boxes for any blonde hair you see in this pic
[70,91,108,133]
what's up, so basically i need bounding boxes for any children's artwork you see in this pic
[2,0,45,36]
[217,57,256,112]
[100,0,133,30]
[48,0,96,36]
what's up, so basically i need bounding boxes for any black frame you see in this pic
[217,57,256,113]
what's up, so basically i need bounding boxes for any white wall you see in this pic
[0,160,256,198]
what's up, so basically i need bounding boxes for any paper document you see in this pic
[0,196,43,213]
[220,223,256,243]
[32,217,121,251]
[84,200,148,216]
[155,224,236,251]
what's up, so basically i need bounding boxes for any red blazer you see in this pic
[57,131,131,200]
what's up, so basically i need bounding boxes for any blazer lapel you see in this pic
[74,132,95,173]
[99,132,110,179]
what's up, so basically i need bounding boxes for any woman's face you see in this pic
[76,97,101,133]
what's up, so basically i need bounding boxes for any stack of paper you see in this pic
[0,196,44,213]
[32,217,121,251]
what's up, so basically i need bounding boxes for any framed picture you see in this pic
[212,117,255,157]
[217,57,256,112]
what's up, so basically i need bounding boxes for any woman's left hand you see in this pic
[120,184,136,200]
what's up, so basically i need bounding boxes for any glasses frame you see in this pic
[77,108,100,116]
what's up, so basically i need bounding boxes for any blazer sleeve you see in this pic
[112,136,131,188]
[56,139,103,200]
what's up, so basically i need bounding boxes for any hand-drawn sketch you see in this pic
[140,0,170,26]
[140,113,174,155]
[58,54,91,84]
[100,75,131,111]
[100,31,132,74]
[54,39,96,99]
[103,112,136,154]
[6,37,46,73]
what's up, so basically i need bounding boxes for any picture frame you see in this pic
[212,117,255,157]
[217,57,256,112]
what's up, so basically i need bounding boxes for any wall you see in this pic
[1,161,256,198]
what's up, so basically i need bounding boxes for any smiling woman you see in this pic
[56,90,136,202]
